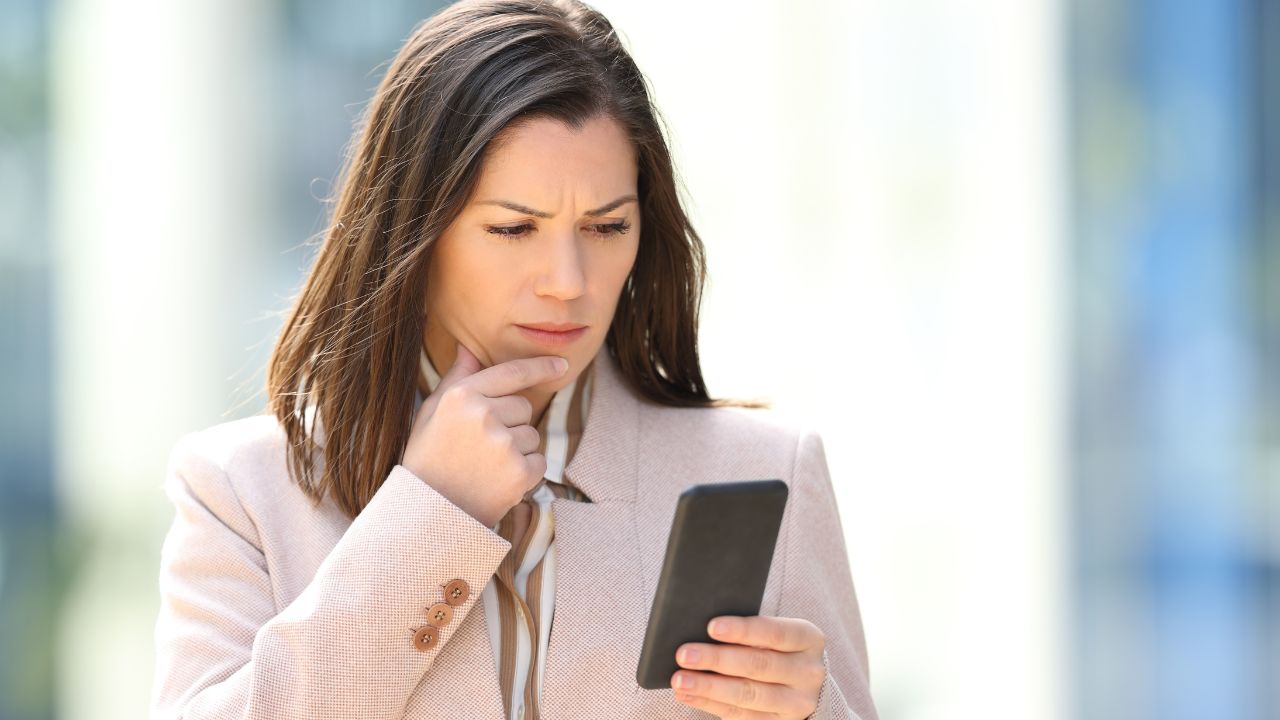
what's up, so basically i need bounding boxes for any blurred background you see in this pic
[1,0,1276,718]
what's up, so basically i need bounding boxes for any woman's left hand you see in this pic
[671,615,825,719]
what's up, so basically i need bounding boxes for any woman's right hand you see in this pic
[403,341,569,528]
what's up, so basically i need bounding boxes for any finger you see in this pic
[489,394,534,427]
[469,355,568,398]
[671,669,802,716]
[672,689,777,719]
[676,642,816,686]
[507,424,540,455]
[708,615,821,653]
[432,341,484,396]
[522,451,547,482]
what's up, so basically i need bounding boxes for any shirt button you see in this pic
[442,578,470,606]
[412,625,439,652]
[424,602,454,627]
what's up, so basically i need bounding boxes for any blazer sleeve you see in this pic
[149,431,513,719]
[775,429,879,720]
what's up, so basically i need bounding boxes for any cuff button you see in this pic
[425,602,454,627]
[443,578,470,606]
[412,625,439,652]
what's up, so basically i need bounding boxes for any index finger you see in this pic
[467,355,569,397]
[707,615,821,653]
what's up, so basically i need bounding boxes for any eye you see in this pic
[588,221,632,239]
[486,221,633,242]
[486,223,535,241]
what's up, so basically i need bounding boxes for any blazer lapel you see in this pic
[541,349,652,714]
[561,348,639,503]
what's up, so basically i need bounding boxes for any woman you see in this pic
[149,1,878,718]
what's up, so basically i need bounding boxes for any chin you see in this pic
[547,364,583,389]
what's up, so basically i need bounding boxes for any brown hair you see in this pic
[266,0,768,519]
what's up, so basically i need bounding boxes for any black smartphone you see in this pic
[635,478,789,690]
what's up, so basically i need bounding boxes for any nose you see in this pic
[533,230,587,300]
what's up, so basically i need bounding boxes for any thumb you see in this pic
[434,340,482,393]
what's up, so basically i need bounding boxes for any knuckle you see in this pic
[748,649,773,677]
[506,459,527,487]
[769,624,789,649]
[505,362,530,385]
[438,385,468,410]
[494,429,514,451]
[736,679,758,706]
[529,452,547,475]
[465,401,489,425]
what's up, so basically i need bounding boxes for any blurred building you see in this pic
[1070,1,1280,717]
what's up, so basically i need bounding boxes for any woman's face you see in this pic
[423,113,641,395]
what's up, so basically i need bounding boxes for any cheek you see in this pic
[577,242,637,338]
[428,242,518,332]
[595,237,639,299]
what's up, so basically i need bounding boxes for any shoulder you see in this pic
[637,400,825,483]
[169,413,293,479]
[161,413,355,608]
[164,413,306,519]
[642,401,812,449]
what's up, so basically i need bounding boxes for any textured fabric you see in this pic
[416,346,593,720]
[149,345,879,719]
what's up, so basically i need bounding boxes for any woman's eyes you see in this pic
[485,221,632,241]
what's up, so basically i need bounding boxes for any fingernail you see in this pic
[709,618,727,636]
[681,647,701,664]
[554,357,568,373]
[673,673,689,689]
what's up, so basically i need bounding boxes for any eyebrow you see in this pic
[475,194,638,218]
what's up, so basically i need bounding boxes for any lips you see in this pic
[517,322,588,332]
[516,323,589,347]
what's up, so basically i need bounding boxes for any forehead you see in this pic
[475,114,637,191]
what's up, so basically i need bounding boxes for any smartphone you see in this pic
[635,478,789,690]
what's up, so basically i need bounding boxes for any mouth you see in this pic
[515,322,589,347]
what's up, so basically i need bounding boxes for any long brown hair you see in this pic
[267,0,768,519]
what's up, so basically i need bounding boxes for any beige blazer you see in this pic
[149,349,879,719]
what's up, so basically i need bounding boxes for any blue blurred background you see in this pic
[1,0,1276,718]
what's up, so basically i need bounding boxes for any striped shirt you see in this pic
[413,346,594,720]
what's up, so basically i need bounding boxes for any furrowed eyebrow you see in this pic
[475,194,638,218]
